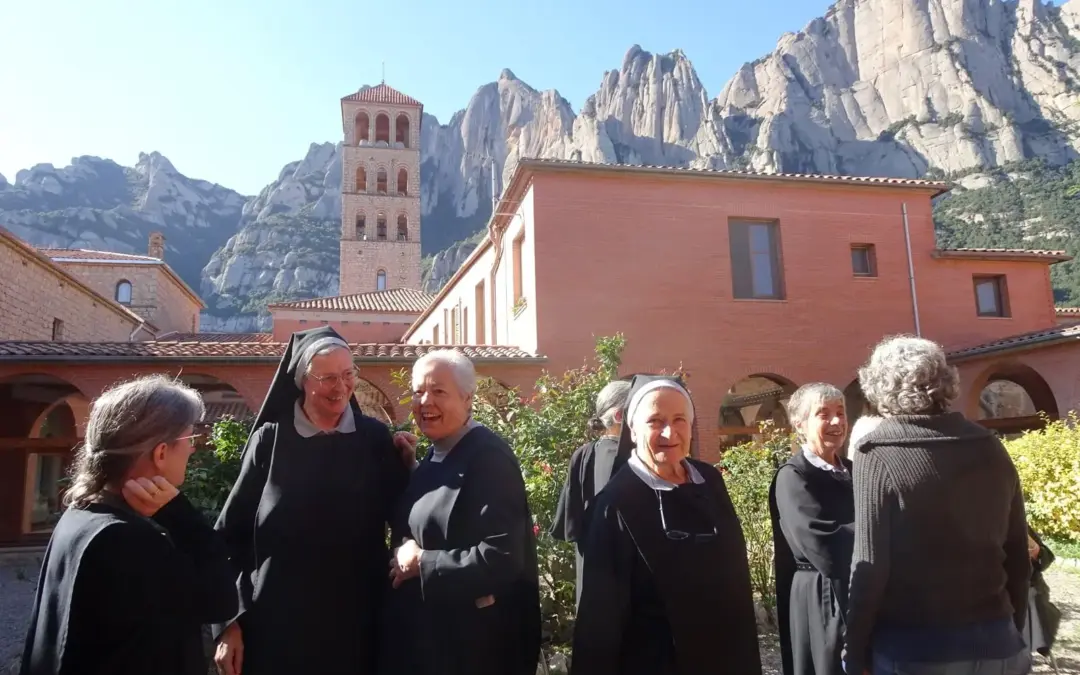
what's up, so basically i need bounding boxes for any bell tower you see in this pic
[339,83,423,295]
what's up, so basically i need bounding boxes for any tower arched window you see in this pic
[397,214,408,241]
[377,269,387,291]
[355,213,366,240]
[355,165,367,193]
[375,114,390,144]
[395,114,410,148]
[115,280,132,305]
[354,111,370,144]
[376,168,387,194]
[376,214,387,241]
[396,168,408,195]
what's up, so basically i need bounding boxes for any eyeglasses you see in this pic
[174,434,204,445]
[309,367,360,388]
[656,489,718,543]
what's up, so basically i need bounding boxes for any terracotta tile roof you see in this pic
[0,337,543,363]
[517,158,952,195]
[934,247,1072,263]
[201,402,255,423]
[341,83,422,108]
[154,332,275,343]
[267,288,435,314]
[38,248,162,263]
[947,324,1080,361]
[1056,307,1080,315]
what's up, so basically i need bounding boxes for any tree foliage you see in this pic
[1003,412,1080,541]
[183,416,250,522]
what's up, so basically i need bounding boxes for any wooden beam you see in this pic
[976,415,1047,431]
[0,437,81,451]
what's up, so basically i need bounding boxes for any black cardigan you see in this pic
[20,493,238,675]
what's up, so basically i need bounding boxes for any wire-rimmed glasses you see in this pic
[656,489,718,543]
[308,367,361,388]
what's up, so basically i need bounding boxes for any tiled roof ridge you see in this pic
[267,287,435,313]
[947,323,1080,360]
[939,247,1069,256]
[341,83,423,107]
[39,248,163,262]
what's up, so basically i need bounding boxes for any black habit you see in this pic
[212,327,410,675]
[768,450,855,675]
[378,423,541,675]
[570,374,761,675]
[551,435,625,605]
[20,493,238,675]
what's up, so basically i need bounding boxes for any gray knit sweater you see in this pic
[843,412,1031,673]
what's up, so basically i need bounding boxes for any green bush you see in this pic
[183,416,249,522]
[717,421,794,618]
[1004,412,1080,541]
[391,334,629,650]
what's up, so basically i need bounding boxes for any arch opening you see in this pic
[395,114,410,148]
[355,379,395,422]
[375,114,390,144]
[355,165,367,193]
[178,373,255,431]
[396,167,408,195]
[115,280,132,305]
[972,362,1059,438]
[376,269,387,291]
[397,214,408,241]
[355,213,366,240]
[377,214,387,241]
[718,373,797,450]
[377,168,387,194]
[354,111,370,144]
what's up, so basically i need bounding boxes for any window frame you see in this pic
[728,219,785,300]
[115,280,133,305]
[973,275,1009,318]
[850,244,878,278]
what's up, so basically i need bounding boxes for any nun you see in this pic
[768,383,853,675]
[379,348,541,675]
[570,375,762,675]
[550,378,632,606]
[211,326,416,675]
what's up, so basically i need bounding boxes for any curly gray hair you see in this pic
[857,335,960,416]
[785,382,845,439]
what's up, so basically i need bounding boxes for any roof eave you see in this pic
[947,334,1080,362]
[932,250,1072,263]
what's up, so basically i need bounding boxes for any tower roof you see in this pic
[341,83,422,108]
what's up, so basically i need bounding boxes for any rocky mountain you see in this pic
[0,152,246,290]
[8,0,1080,330]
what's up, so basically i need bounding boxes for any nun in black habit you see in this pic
[570,375,762,675]
[767,383,853,675]
[211,326,415,675]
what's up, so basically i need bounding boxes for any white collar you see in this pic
[628,453,705,491]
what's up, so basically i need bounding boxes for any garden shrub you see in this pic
[184,416,249,522]
[1003,412,1080,541]
[717,421,794,620]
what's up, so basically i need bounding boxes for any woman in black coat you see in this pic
[212,326,416,675]
[768,382,853,675]
[21,375,238,675]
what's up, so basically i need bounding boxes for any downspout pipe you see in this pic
[902,202,922,337]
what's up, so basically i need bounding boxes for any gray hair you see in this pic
[858,335,960,416]
[65,375,205,509]
[413,348,477,396]
[589,380,631,433]
[786,382,845,434]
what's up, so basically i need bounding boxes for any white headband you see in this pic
[626,380,695,425]
[295,337,350,388]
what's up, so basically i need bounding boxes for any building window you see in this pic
[395,114,410,148]
[475,280,486,345]
[452,308,459,343]
[397,214,408,241]
[463,307,469,343]
[729,220,784,300]
[851,244,877,277]
[356,214,366,240]
[432,325,439,344]
[377,169,387,194]
[377,214,387,240]
[354,111,370,144]
[51,318,64,341]
[974,275,1008,317]
[512,232,525,305]
[375,114,390,144]
[355,165,367,192]
[397,167,409,195]
[444,308,450,343]
[377,269,387,291]
[115,280,133,305]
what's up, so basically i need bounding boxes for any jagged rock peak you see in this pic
[499,68,517,81]
[136,151,177,174]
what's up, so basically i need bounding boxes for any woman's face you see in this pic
[630,388,693,468]
[148,425,198,486]
[303,347,356,420]
[798,397,847,456]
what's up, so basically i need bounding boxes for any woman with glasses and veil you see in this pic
[569,375,762,675]
[211,327,417,675]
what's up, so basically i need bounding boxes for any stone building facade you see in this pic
[339,83,423,295]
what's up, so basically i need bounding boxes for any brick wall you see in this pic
[0,241,140,341]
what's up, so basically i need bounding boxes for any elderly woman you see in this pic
[843,335,1032,675]
[551,378,632,605]
[570,374,761,675]
[212,326,416,675]
[768,383,853,675]
[21,375,237,675]
[379,348,541,675]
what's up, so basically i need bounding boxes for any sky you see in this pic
[0,0,1004,196]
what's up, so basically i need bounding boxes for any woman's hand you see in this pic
[215,622,244,675]
[1028,534,1040,561]
[393,431,419,467]
[121,476,178,517]
[389,538,423,588]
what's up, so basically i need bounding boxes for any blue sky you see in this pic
[0,0,1036,196]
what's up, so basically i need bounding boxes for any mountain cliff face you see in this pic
[6,0,1080,329]
[0,153,246,288]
